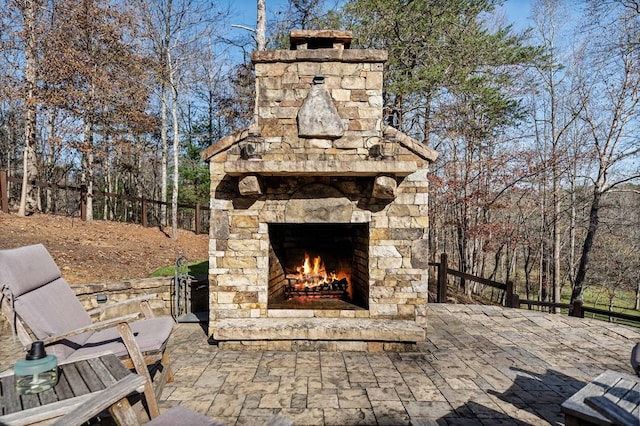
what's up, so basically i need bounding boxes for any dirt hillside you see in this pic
[0,212,209,284]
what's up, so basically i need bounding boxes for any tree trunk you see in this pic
[81,122,94,221]
[423,97,431,145]
[114,173,120,220]
[456,224,468,295]
[552,161,561,312]
[571,187,602,304]
[105,152,112,220]
[160,0,172,227]
[549,41,562,313]
[428,194,438,262]
[45,110,55,213]
[523,246,532,300]
[569,165,577,287]
[168,45,180,240]
[160,79,169,226]
[18,0,39,217]
[256,0,266,51]
[171,91,179,240]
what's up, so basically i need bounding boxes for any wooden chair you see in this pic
[54,373,293,426]
[0,358,148,426]
[52,373,150,426]
[561,369,640,426]
[51,372,220,425]
[0,244,175,419]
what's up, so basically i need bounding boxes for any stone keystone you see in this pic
[297,75,345,139]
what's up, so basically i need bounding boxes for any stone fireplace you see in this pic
[201,30,437,351]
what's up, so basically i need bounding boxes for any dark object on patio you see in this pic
[1,355,142,426]
[632,342,640,377]
[173,254,207,323]
[0,243,174,419]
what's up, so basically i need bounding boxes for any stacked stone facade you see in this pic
[254,51,384,154]
[202,30,437,346]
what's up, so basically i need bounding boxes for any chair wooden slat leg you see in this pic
[108,396,140,426]
[117,322,161,419]
[164,351,174,383]
[153,351,173,401]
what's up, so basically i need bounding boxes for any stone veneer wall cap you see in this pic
[382,127,438,163]
[290,29,353,42]
[201,127,249,161]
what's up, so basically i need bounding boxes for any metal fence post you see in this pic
[141,196,147,227]
[80,184,87,221]
[570,300,584,318]
[506,280,514,307]
[437,253,448,303]
[195,204,201,234]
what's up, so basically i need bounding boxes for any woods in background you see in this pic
[0,0,638,308]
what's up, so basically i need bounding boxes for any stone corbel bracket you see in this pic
[372,175,397,200]
[238,175,263,196]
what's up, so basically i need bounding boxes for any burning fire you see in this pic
[292,253,349,290]
[296,253,332,287]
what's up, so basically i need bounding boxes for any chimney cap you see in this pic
[290,30,352,50]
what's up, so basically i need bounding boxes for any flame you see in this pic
[294,253,348,290]
[304,254,323,275]
[295,253,326,287]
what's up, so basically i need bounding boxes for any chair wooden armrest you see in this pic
[33,313,162,419]
[87,293,158,318]
[52,373,147,426]
[40,313,141,347]
[44,317,161,420]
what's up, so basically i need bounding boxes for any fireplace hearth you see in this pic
[201,30,437,351]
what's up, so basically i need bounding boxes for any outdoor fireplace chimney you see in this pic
[201,30,438,351]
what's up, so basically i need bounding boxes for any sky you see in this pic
[501,0,535,30]
[226,0,536,39]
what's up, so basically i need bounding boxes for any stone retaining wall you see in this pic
[71,277,173,319]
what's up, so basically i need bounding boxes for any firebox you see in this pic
[268,223,369,310]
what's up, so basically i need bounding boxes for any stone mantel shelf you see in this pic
[224,160,421,177]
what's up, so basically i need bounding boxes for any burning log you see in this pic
[333,278,348,291]
[283,252,350,300]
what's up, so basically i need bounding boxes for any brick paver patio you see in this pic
[2,304,638,425]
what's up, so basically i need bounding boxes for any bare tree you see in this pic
[530,0,586,309]
[15,0,40,216]
[35,0,155,221]
[138,0,226,239]
[570,5,640,306]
